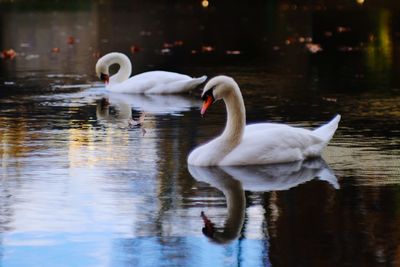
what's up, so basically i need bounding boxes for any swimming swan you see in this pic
[95,52,207,94]
[187,75,341,166]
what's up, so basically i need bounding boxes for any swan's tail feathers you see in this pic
[150,75,208,94]
[179,75,207,92]
[191,75,207,86]
[312,114,341,143]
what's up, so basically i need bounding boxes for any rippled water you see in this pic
[1,1,400,267]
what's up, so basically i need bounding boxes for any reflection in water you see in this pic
[95,92,201,134]
[196,169,245,244]
[96,97,138,128]
[97,97,132,123]
[365,9,393,85]
[188,158,338,244]
[104,92,200,115]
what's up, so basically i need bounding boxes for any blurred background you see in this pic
[1,0,400,90]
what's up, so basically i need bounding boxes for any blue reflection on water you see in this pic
[4,232,111,267]
[112,237,270,267]
[1,233,271,267]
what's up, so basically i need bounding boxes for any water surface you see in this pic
[1,1,400,266]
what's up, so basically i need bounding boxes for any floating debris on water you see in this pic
[337,26,351,33]
[25,54,40,60]
[1,49,17,59]
[322,97,338,103]
[161,48,172,55]
[226,50,241,55]
[67,36,75,45]
[174,40,184,46]
[130,45,141,54]
[306,43,323,53]
[20,43,31,48]
[201,45,215,53]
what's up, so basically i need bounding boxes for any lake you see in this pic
[1,1,400,266]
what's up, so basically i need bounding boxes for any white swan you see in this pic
[187,75,341,166]
[95,52,207,94]
[188,158,338,243]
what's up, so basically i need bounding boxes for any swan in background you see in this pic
[188,75,341,166]
[95,52,207,94]
[188,157,338,244]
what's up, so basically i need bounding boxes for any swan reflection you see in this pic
[96,93,200,130]
[188,158,339,244]
[102,92,200,115]
[96,97,139,127]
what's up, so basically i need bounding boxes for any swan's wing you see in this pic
[133,71,191,83]
[245,123,294,133]
[107,71,190,93]
[108,71,204,94]
[219,126,325,165]
[145,74,206,94]
[107,77,153,93]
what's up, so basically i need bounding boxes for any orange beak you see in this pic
[201,95,214,115]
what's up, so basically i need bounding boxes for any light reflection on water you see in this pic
[1,80,399,266]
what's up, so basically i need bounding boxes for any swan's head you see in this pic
[200,75,237,115]
[95,53,126,84]
[95,52,132,84]
[95,56,110,84]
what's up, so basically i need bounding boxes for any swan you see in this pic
[187,75,341,166]
[188,158,338,243]
[95,52,207,94]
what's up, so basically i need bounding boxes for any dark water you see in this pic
[1,1,400,266]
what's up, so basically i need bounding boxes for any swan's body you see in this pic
[188,76,341,166]
[95,52,207,94]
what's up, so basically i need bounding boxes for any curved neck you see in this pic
[107,53,132,84]
[220,85,246,149]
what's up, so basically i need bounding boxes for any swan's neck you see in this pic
[220,85,246,149]
[107,54,132,84]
